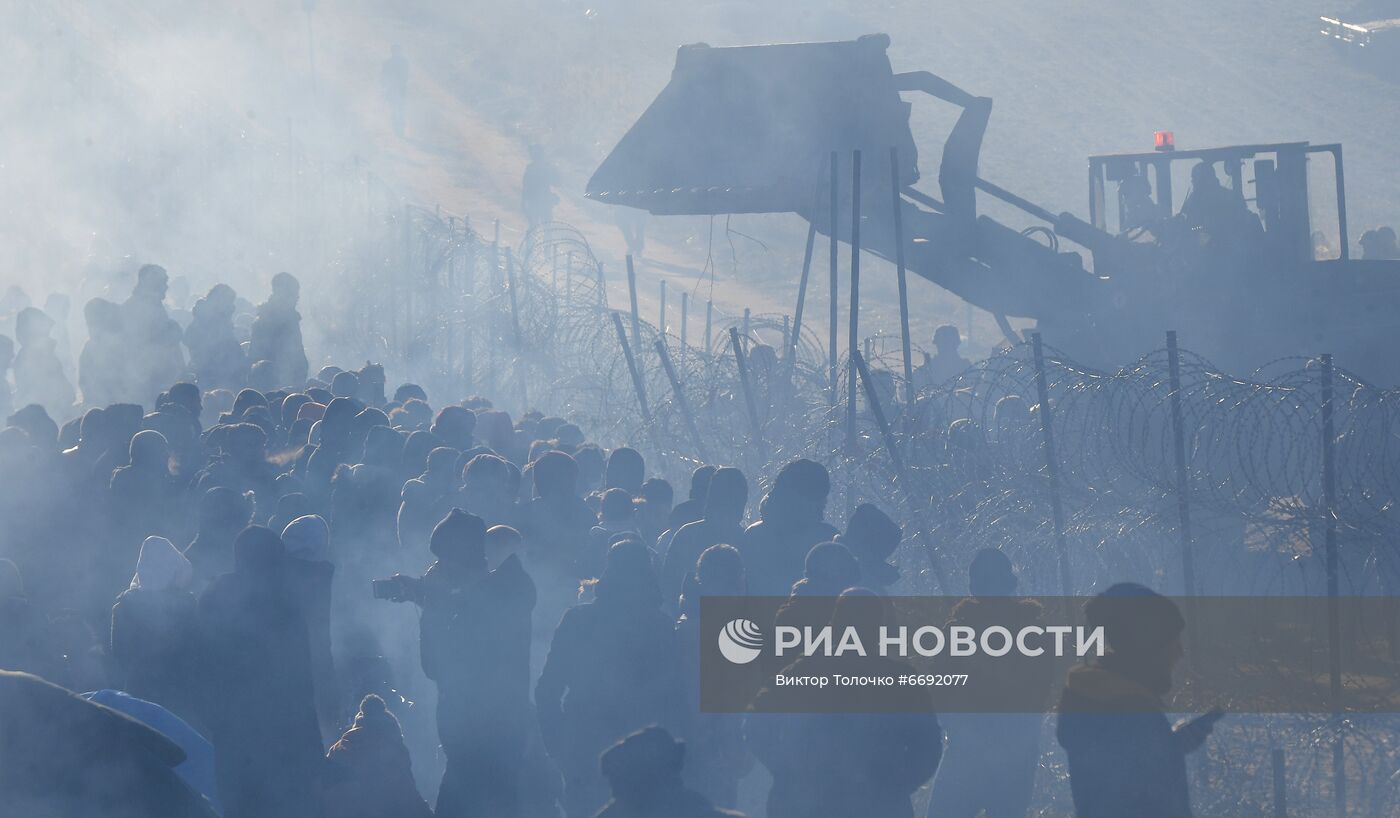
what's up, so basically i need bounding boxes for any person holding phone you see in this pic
[1056,583,1222,818]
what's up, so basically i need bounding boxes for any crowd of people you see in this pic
[0,267,1218,818]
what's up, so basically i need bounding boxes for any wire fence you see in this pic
[336,199,1400,816]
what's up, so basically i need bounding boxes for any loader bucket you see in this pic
[586,34,919,216]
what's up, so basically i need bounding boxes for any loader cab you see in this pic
[1087,141,1349,262]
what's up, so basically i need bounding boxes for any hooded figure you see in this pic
[739,459,839,596]
[596,726,745,818]
[109,430,182,569]
[0,670,218,818]
[13,307,76,414]
[283,514,341,741]
[323,694,433,818]
[121,264,186,403]
[185,283,248,390]
[536,539,684,818]
[397,446,463,556]
[1056,583,1215,818]
[773,541,861,633]
[419,508,537,818]
[249,272,309,389]
[111,537,198,720]
[80,296,129,406]
[196,526,324,818]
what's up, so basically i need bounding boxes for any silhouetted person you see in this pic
[283,514,342,741]
[196,526,324,818]
[773,541,861,633]
[1057,583,1220,818]
[748,590,942,818]
[1119,173,1157,232]
[250,272,309,389]
[927,549,1046,818]
[80,296,128,406]
[0,558,45,676]
[431,404,476,449]
[458,451,518,529]
[0,670,218,817]
[676,544,752,809]
[13,307,75,414]
[111,537,198,722]
[596,726,745,818]
[605,446,646,497]
[109,429,182,551]
[536,539,684,818]
[0,334,12,421]
[739,458,838,596]
[586,488,640,578]
[185,486,254,592]
[397,445,462,555]
[381,44,409,138]
[662,466,748,610]
[323,694,433,818]
[1179,161,1261,249]
[668,464,716,534]
[1360,226,1400,260]
[519,449,595,580]
[185,283,248,389]
[838,503,902,592]
[638,476,674,546]
[522,144,560,228]
[914,324,971,390]
[122,264,186,402]
[415,508,536,818]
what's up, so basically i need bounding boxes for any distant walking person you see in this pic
[250,272,309,389]
[522,144,560,229]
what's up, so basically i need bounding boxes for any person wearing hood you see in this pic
[518,450,595,577]
[927,548,1047,818]
[249,272,309,389]
[595,726,746,818]
[1056,583,1220,818]
[662,466,748,613]
[111,537,198,722]
[838,503,902,592]
[740,458,839,596]
[408,508,537,818]
[121,264,186,403]
[196,526,324,818]
[282,514,341,742]
[185,283,248,390]
[536,538,684,818]
[13,306,76,415]
[322,694,433,818]
[109,430,183,571]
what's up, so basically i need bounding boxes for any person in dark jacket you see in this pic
[111,537,198,723]
[323,694,433,818]
[772,541,861,633]
[196,525,324,818]
[536,539,684,818]
[747,590,942,818]
[0,670,218,818]
[282,514,341,742]
[185,283,248,390]
[249,272,309,389]
[676,544,752,809]
[416,508,537,818]
[185,486,254,592]
[739,459,839,596]
[396,445,462,556]
[595,726,746,818]
[838,503,902,592]
[661,466,747,612]
[1056,583,1220,818]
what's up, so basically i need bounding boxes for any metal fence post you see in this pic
[1032,333,1074,596]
